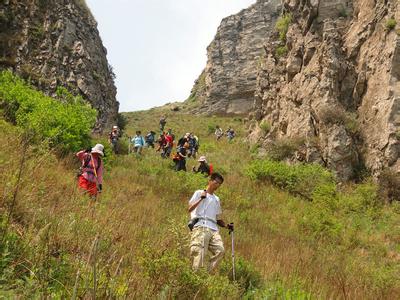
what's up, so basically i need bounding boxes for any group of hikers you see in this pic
[75,115,235,274]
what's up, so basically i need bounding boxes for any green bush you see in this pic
[207,123,216,135]
[139,242,240,299]
[275,14,292,42]
[0,70,96,154]
[266,138,304,161]
[385,18,397,31]
[259,120,271,135]
[276,45,288,57]
[246,159,335,200]
[220,256,264,294]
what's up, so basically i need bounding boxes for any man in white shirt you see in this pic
[188,173,233,272]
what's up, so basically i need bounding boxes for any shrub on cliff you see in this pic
[275,13,292,42]
[0,70,96,153]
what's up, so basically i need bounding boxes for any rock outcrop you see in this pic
[0,0,118,131]
[250,0,400,180]
[190,0,282,115]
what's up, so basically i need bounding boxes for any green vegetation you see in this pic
[259,120,271,135]
[319,106,359,136]
[265,137,304,161]
[275,13,292,42]
[1,103,400,298]
[246,159,335,200]
[276,45,288,57]
[385,18,397,31]
[0,70,96,153]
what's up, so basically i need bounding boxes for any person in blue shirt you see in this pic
[131,130,145,155]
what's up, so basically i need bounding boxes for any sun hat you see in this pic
[91,144,104,156]
[198,156,207,163]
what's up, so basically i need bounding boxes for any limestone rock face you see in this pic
[0,0,118,131]
[190,0,282,115]
[251,0,400,180]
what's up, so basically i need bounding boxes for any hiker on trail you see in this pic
[215,126,223,140]
[175,142,189,171]
[108,125,120,153]
[226,127,235,141]
[145,131,156,148]
[131,131,145,155]
[76,144,104,198]
[177,133,190,150]
[188,173,233,272]
[156,132,166,153]
[162,131,174,158]
[187,134,197,158]
[192,156,213,176]
[159,115,167,132]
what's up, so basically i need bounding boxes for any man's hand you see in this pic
[97,184,102,192]
[227,223,234,232]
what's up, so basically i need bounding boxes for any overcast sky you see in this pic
[85,0,256,112]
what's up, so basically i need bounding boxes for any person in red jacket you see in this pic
[76,144,104,198]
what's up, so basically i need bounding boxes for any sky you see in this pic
[85,0,256,112]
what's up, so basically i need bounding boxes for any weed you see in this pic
[276,45,288,57]
[260,120,271,135]
[385,18,397,31]
[266,137,304,161]
[275,14,292,42]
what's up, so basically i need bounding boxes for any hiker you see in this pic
[156,132,166,153]
[76,144,104,198]
[187,134,197,158]
[188,173,233,272]
[108,125,120,153]
[226,127,235,141]
[175,142,189,171]
[145,131,156,148]
[159,115,167,132]
[192,156,213,176]
[162,131,174,158]
[215,125,223,140]
[131,131,145,155]
[177,133,190,150]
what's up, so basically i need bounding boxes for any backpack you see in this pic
[146,133,154,143]
[77,154,101,178]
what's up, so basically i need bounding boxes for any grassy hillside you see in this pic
[1,100,400,298]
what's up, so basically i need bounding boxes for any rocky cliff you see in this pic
[0,0,118,131]
[248,0,400,180]
[192,0,400,180]
[189,0,282,115]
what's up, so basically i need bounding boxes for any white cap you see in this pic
[198,156,207,163]
[91,144,104,156]
[112,125,118,129]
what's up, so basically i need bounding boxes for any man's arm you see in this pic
[188,190,206,213]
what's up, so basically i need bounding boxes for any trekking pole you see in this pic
[229,225,236,281]
[128,136,131,154]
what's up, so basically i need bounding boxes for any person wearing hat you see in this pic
[192,156,213,176]
[109,125,120,153]
[76,144,104,198]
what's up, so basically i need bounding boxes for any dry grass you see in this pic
[1,108,400,298]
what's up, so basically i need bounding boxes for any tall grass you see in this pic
[0,107,399,298]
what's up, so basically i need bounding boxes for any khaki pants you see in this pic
[190,227,225,272]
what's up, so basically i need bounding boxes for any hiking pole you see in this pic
[229,224,236,281]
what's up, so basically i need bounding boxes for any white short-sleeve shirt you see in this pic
[189,190,222,231]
